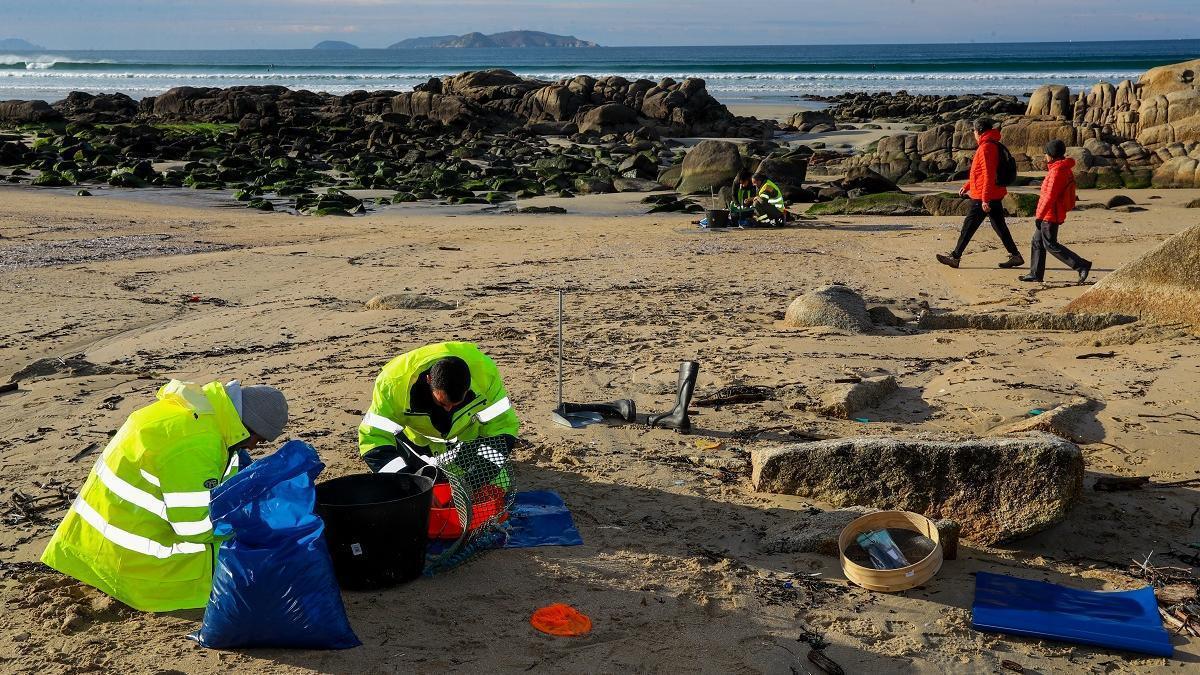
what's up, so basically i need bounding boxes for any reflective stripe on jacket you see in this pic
[757,179,785,209]
[41,380,247,612]
[964,128,1008,202]
[1036,157,1077,224]
[358,342,520,463]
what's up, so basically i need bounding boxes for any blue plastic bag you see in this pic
[190,440,360,649]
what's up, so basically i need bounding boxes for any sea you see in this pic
[1,40,1198,105]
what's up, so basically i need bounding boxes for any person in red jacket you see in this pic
[1019,140,1092,283]
[936,118,1024,269]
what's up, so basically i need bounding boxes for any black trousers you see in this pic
[753,199,785,224]
[1029,220,1088,279]
[952,199,1019,257]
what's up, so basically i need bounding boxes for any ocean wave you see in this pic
[0,54,116,70]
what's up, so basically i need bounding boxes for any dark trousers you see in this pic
[753,199,785,224]
[1029,220,1088,280]
[952,199,1019,257]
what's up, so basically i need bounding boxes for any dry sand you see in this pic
[1,182,1199,673]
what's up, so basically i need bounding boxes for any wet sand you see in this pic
[1,184,1198,673]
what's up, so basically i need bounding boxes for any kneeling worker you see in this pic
[751,172,787,226]
[358,342,520,475]
[41,379,288,612]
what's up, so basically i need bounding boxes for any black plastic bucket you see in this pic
[705,208,730,227]
[315,472,434,590]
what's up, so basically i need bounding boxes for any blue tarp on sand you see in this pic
[972,571,1173,657]
[504,490,583,548]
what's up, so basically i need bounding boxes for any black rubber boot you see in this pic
[648,361,700,433]
[558,400,637,422]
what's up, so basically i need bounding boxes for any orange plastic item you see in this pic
[530,604,592,637]
[427,483,509,540]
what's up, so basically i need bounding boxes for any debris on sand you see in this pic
[0,235,236,271]
[10,355,117,382]
[752,433,1084,545]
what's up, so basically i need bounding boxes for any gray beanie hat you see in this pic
[239,385,288,441]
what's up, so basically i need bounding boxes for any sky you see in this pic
[3,0,1199,50]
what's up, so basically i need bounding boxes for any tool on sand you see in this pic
[550,290,603,429]
[647,361,700,433]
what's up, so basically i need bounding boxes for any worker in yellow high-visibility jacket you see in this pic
[358,342,519,477]
[41,379,288,612]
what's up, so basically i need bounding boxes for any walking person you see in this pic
[1019,140,1092,283]
[936,118,1024,269]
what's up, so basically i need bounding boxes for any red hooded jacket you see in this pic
[1036,157,1077,224]
[963,128,1008,202]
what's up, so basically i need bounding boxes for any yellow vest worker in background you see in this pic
[41,380,288,612]
[358,342,520,474]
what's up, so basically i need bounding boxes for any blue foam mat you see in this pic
[503,490,583,548]
[972,571,1173,657]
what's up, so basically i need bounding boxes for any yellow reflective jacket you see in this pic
[359,342,519,462]
[41,380,247,612]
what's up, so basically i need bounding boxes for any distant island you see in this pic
[312,40,359,50]
[0,38,44,50]
[389,31,598,49]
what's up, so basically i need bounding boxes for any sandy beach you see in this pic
[2,174,1198,672]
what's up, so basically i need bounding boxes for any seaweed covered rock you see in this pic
[751,433,1085,545]
[806,192,925,216]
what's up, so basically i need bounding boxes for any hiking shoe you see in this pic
[1078,261,1092,284]
[998,254,1025,269]
[936,253,960,269]
[1018,274,1042,282]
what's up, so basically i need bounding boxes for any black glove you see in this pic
[361,439,429,474]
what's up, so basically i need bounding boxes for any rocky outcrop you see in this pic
[812,92,1024,124]
[751,433,1085,545]
[782,285,874,333]
[364,293,455,310]
[1065,224,1200,328]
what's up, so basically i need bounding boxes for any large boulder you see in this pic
[1065,224,1200,328]
[836,166,899,195]
[574,103,639,135]
[0,99,61,123]
[782,285,874,333]
[751,433,1085,545]
[1026,85,1072,119]
[676,139,742,195]
[755,148,810,200]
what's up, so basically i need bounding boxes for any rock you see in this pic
[756,148,810,200]
[364,293,455,310]
[989,398,1101,444]
[1002,193,1040,217]
[617,153,657,179]
[1186,198,1200,208]
[0,99,62,123]
[867,306,905,326]
[751,433,1085,545]
[1156,584,1198,606]
[677,140,742,195]
[782,285,874,333]
[806,192,925,216]
[918,311,1137,331]
[921,193,973,217]
[575,103,639,135]
[1105,194,1135,209]
[816,375,898,418]
[572,176,615,194]
[518,205,567,214]
[786,109,835,129]
[837,167,899,195]
[611,176,663,192]
[1065,223,1200,328]
[1026,85,1072,118]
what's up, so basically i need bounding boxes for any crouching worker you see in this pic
[41,380,288,612]
[728,170,756,227]
[751,173,787,226]
[358,342,520,478]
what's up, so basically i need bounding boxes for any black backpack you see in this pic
[986,139,1018,187]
